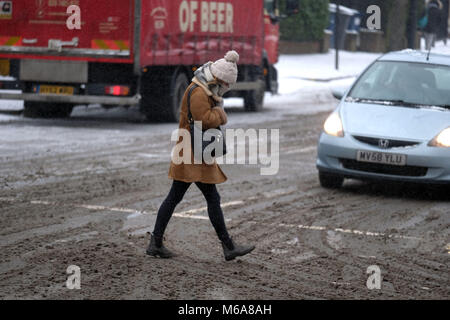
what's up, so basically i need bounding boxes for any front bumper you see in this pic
[316,132,450,184]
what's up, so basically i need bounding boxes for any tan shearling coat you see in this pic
[168,80,228,184]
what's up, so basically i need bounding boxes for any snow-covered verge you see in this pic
[227,48,381,110]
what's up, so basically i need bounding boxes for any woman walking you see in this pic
[146,50,255,261]
[424,0,443,50]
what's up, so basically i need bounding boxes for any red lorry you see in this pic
[0,0,298,122]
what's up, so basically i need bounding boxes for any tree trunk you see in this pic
[385,0,409,51]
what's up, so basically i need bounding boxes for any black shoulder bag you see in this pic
[187,84,227,161]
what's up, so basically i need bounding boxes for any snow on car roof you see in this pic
[378,50,450,66]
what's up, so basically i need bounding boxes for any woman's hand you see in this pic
[212,106,228,125]
[191,88,228,128]
[214,97,224,108]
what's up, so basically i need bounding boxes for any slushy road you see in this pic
[0,96,448,299]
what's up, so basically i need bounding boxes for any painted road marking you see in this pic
[29,200,144,215]
[174,200,244,217]
[5,198,243,222]
[358,255,377,259]
[2,189,427,242]
[136,153,166,159]
[283,146,317,155]
[0,197,17,202]
[277,223,423,241]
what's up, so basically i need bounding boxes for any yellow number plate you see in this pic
[0,59,10,76]
[39,85,74,95]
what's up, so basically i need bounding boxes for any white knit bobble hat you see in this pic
[210,50,239,85]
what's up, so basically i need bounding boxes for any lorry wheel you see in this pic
[23,102,73,118]
[244,67,265,112]
[140,73,167,122]
[140,71,188,123]
[168,73,189,123]
[139,78,161,122]
[319,171,344,189]
[269,65,278,94]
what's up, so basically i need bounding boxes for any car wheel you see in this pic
[319,171,344,189]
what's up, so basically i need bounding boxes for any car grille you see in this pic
[353,136,420,149]
[340,159,428,177]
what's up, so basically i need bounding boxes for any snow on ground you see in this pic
[226,49,381,110]
[1,39,450,122]
[274,50,379,93]
[420,37,450,55]
[0,89,23,112]
[262,50,378,110]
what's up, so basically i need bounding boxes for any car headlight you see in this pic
[324,112,344,137]
[429,127,450,148]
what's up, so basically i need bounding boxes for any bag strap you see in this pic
[187,84,199,124]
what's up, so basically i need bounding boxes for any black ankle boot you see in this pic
[221,237,255,261]
[146,233,176,258]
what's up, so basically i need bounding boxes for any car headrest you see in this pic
[420,70,437,89]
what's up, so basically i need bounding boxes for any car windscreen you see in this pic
[347,61,450,108]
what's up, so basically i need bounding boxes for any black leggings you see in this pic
[152,180,231,244]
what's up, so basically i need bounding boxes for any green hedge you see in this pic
[279,0,330,42]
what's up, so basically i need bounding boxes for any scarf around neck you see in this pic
[192,62,223,104]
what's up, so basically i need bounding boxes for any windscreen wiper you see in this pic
[347,97,421,108]
[387,101,450,110]
[381,100,422,108]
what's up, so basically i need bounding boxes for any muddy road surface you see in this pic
[0,97,449,300]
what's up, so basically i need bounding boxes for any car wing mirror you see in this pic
[332,88,346,100]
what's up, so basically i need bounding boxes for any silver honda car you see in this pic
[317,50,450,188]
